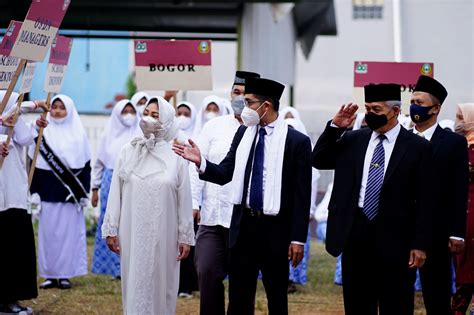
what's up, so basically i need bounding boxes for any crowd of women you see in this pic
[0,70,473,315]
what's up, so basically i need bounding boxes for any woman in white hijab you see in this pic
[192,95,223,137]
[280,106,308,134]
[91,99,141,279]
[29,94,91,290]
[102,96,195,315]
[176,101,197,139]
[0,91,47,314]
[131,91,149,117]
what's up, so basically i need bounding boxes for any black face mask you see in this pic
[365,112,388,131]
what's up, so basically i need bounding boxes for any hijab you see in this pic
[131,91,149,116]
[118,96,178,180]
[280,106,308,134]
[176,101,197,138]
[455,103,474,146]
[28,94,91,170]
[0,91,19,135]
[96,99,142,169]
[193,95,223,137]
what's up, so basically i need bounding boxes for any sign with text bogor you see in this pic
[10,0,71,62]
[0,21,23,89]
[134,39,212,91]
[353,61,434,111]
[44,35,72,93]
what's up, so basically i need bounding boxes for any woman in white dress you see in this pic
[192,95,224,137]
[102,96,195,315]
[29,95,91,290]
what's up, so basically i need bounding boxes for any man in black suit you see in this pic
[312,84,433,315]
[409,75,468,315]
[173,77,312,315]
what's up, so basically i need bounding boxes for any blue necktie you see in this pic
[249,127,267,211]
[363,134,387,220]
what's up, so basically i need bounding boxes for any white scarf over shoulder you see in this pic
[230,115,288,216]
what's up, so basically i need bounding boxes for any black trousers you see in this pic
[419,239,453,315]
[342,212,416,315]
[178,219,199,294]
[227,213,289,315]
[0,209,37,303]
[194,225,229,315]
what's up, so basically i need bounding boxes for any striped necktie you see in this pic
[363,134,387,220]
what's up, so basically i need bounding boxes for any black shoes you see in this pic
[39,279,57,289]
[40,278,71,290]
[58,279,71,290]
[0,302,33,314]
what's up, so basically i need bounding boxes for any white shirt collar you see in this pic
[371,123,401,144]
[414,123,438,141]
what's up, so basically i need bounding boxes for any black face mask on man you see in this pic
[365,109,397,131]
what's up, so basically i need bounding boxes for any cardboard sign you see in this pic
[134,39,212,91]
[10,0,71,62]
[19,61,36,94]
[0,21,23,89]
[353,61,434,111]
[44,35,72,93]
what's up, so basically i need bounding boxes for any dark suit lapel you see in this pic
[383,127,409,185]
[430,125,445,156]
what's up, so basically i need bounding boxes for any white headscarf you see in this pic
[219,97,233,115]
[177,101,197,138]
[96,99,142,169]
[28,94,91,170]
[118,96,178,180]
[131,91,149,116]
[193,95,223,137]
[280,106,308,134]
[0,91,19,135]
[353,113,365,130]
[285,118,307,135]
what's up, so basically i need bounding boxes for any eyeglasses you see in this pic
[244,99,263,107]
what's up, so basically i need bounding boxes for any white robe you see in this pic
[102,140,195,315]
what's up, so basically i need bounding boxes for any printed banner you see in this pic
[0,21,22,89]
[10,0,71,62]
[134,39,212,91]
[44,35,72,93]
[19,61,36,94]
[353,61,434,111]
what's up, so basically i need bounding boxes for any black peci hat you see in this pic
[245,77,285,101]
[414,75,448,105]
[234,71,261,86]
[364,83,401,102]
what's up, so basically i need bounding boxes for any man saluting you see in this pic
[312,84,433,315]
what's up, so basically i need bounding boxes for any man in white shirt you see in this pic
[410,75,468,315]
[313,84,433,315]
[192,71,260,315]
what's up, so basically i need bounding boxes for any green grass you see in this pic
[24,238,427,314]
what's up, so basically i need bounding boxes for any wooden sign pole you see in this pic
[28,92,53,187]
[0,59,26,114]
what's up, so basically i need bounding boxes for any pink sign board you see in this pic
[134,39,212,91]
[10,0,71,61]
[0,21,22,56]
[353,61,434,112]
[44,35,72,93]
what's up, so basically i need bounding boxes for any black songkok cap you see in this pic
[245,77,285,101]
[414,75,448,105]
[233,71,261,86]
[364,83,401,102]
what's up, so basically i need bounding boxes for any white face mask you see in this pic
[231,95,245,115]
[241,103,265,127]
[176,115,193,130]
[136,105,146,117]
[139,116,163,137]
[205,111,218,121]
[51,116,67,124]
[121,113,136,127]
